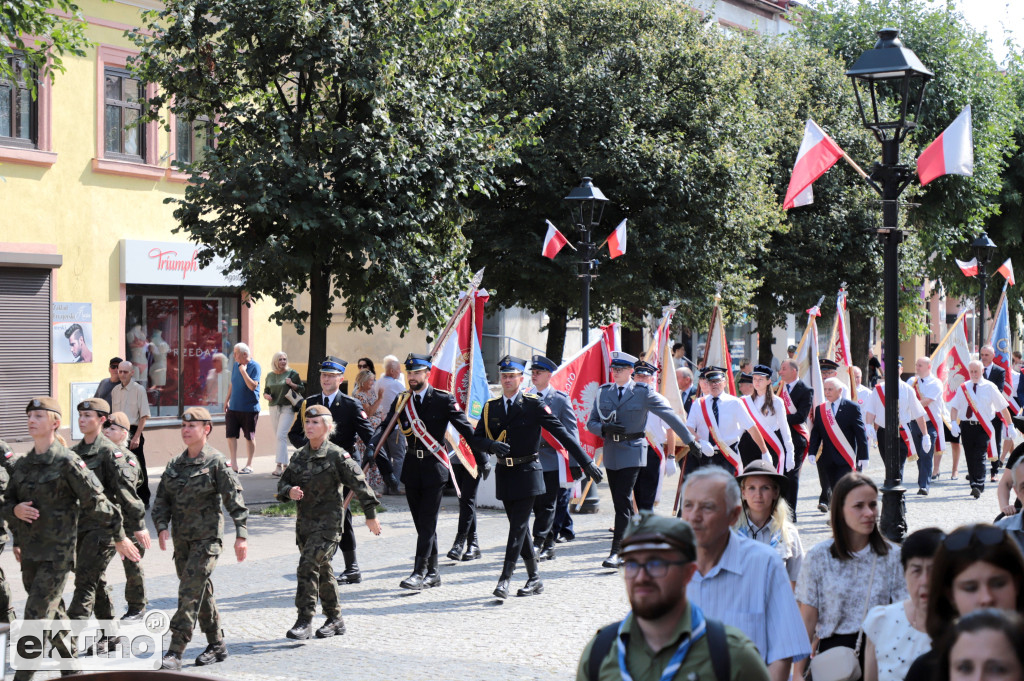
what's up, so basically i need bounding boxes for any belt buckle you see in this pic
[611,433,621,442]
[416,449,425,459]
[505,457,514,467]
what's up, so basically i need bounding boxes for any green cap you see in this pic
[621,510,696,561]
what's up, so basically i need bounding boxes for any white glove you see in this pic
[950,422,961,438]
[808,455,816,466]
[665,457,677,477]
[856,460,866,472]
[761,451,773,465]
[699,440,714,458]
[920,434,931,453]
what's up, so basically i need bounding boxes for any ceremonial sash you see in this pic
[698,397,740,474]
[541,430,576,489]
[961,383,997,460]
[819,403,857,469]
[913,378,944,453]
[781,385,809,454]
[874,385,918,461]
[405,394,461,496]
[741,396,785,473]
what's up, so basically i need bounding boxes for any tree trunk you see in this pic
[545,304,568,365]
[305,261,331,392]
[755,308,776,365]
[849,308,871,378]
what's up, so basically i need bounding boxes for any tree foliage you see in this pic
[1,0,89,87]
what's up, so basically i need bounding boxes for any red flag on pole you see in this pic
[917,105,974,186]
[996,258,1015,286]
[541,220,572,259]
[956,258,979,277]
[606,219,627,259]
[783,119,845,210]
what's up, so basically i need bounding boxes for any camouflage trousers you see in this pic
[67,529,116,621]
[295,532,340,619]
[117,537,146,612]
[0,544,16,623]
[16,559,72,681]
[168,538,223,654]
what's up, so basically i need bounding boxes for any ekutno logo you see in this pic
[8,611,170,672]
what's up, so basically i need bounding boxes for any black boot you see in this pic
[602,540,623,569]
[400,556,428,590]
[517,555,544,596]
[462,533,481,561]
[423,553,441,588]
[286,616,313,640]
[537,537,555,562]
[493,559,516,599]
[315,616,346,638]
[195,640,228,666]
[340,550,361,584]
[446,533,467,561]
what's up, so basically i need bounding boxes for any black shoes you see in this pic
[817,503,829,514]
[602,541,623,569]
[462,534,481,561]
[121,608,144,621]
[537,539,555,562]
[447,534,467,561]
[161,652,182,670]
[918,488,929,496]
[517,556,544,596]
[339,550,361,584]
[971,487,982,499]
[494,560,516,600]
[286,617,313,640]
[400,557,428,590]
[423,553,441,588]
[315,617,346,638]
[195,641,228,666]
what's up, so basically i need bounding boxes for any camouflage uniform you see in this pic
[277,440,379,619]
[0,440,18,622]
[69,434,146,621]
[1,440,125,681]
[152,444,247,655]
[117,447,147,612]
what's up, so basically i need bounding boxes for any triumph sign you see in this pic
[120,239,240,287]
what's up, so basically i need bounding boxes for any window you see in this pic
[0,54,37,149]
[174,114,212,166]
[104,67,145,162]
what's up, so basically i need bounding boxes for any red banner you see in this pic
[550,336,610,460]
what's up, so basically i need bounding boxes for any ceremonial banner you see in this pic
[796,302,825,418]
[645,304,686,418]
[989,285,1019,414]
[703,299,735,396]
[917,105,974,186]
[550,336,609,462]
[602,322,621,354]
[931,310,972,406]
[827,287,855,397]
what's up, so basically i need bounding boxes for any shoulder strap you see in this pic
[705,618,731,681]
[588,622,620,681]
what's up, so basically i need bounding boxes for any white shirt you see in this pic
[949,379,1008,422]
[377,375,405,411]
[686,392,755,444]
[908,374,944,420]
[645,411,669,444]
[743,393,795,456]
[322,390,340,409]
[863,380,926,426]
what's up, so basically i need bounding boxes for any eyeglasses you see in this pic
[621,558,689,579]
[943,524,1005,552]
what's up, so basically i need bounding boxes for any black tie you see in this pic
[415,394,422,409]
[617,387,624,401]
[506,398,512,413]
[712,396,720,423]
[323,395,330,408]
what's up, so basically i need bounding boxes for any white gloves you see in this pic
[665,457,677,477]
[698,440,714,458]
[808,455,816,466]
[784,449,796,473]
[761,451,773,465]
[949,422,961,438]
[920,434,932,453]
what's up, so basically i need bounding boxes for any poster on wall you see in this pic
[70,382,101,440]
[53,303,94,364]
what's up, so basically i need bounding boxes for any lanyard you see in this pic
[617,606,707,681]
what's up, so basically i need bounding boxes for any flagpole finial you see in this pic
[714,282,724,301]
[471,268,486,289]
[840,282,847,290]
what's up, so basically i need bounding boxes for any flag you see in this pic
[601,322,621,355]
[956,258,979,277]
[931,310,972,405]
[645,304,686,418]
[703,299,735,396]
[550,337,609,488]
[783,119,845,210]
[828,288,855,396]
[989,286,1020,415]
[997,258,1015,286]
[917,105,974,186]
[606,219,627,259]
[541,220,570,259]
[796,303,824,416]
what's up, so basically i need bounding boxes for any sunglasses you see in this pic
[943,524,1005,552]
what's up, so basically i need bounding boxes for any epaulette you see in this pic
[599,382,615,390]
[555,389,569,398]
[523,392,540,401]
[434,388,450,395]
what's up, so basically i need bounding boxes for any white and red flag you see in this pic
[956,258,979,277]
[541,220,572,259]
[783,119,845,210]
[605,219,627,259]
[645,303,686,418]
[828,287,855,396]
[917,105,974,186]
[703,298,735,396]
[997,258,1015,286]
[931,310,972,406]
[549,336,610,488]
[794,300,824,420]
[989,284,1019,415]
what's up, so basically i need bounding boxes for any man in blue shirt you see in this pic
[224,342,261,473]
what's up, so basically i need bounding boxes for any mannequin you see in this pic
[127,324,149,386]
[149,330,170,388]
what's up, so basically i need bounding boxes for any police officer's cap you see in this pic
[77,398,111,415]
[305,404,331,418]
[819,358,840,371]
[752,364,773,379]
[736,459,788,493]
[498,355,528,374]
[632,360,657,376]
[621,511,696,561]
[737,372,753,385]
[702,366,728,382]
[609,351,638,368]
[320,356,348,374]
[405,353,432,371]
[26,396,61,416]
[183,407,213,423]
[530,355,558,373]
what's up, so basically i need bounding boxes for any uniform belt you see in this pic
[495,454,539,467]
[714,441,739,451]
[608,432,644,443]
[963,419,982,425]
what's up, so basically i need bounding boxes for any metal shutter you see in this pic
[0,268,51,441]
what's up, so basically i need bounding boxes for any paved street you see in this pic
[1,445,1013,680]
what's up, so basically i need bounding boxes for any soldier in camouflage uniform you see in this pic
[277,404,382,640]
[1,397,140,681]
[68,399,151,649]
[103,411,148,619]
[0,439,18,623]
[152,407,248,671]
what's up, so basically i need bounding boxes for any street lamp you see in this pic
[970,232,998,348]
[846,28,933,543]
[564,177,609,346]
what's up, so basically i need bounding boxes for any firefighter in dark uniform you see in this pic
[289,356,375,584]
[474,356,603,599]
[373,353,498,591]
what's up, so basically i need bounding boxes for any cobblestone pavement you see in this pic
[2,444,1012,680]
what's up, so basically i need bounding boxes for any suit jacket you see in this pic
[287,392,374,463]
[375,386,486,489]
[784,380,812,456]
[986,364,1008,413]
[474,391,588,501]
[586,382,694,471]
[534,388,580,472]
[680,387,695,415]
[807,398,868,468]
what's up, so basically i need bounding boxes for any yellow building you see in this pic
[1,0,282,448]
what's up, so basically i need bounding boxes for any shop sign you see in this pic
[119,239,240,287]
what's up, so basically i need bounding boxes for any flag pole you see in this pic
[842,153,870,181]
[777,297,823,395]
[987,283,1009,346]
[930,310,970,362]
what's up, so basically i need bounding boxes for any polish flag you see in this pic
[956,258,979,277]
[997,258,1015,286]
[541,220,570,259]
[607,219,627,259]
[783,119,845,210]
[917,105,973,187]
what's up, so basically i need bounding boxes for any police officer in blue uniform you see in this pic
[474,356,602,599]
[587,352,695,569]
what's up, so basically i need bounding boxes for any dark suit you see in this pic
[985,364,1008,474]
[531,388,581,547]
[782,380,812,516]
[474,391,588,567]
[680,387,695,415]
[808,399,868,497]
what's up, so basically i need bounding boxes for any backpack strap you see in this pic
[588,622,620,681]
[705,617,731,681]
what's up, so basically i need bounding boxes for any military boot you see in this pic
[537,536,555,562]
[400,556,428,591]
[517,556,544,596]
[602,540,623,569]
[462,533,481,561]
[286,617,313,640]
[161,652,182,671]
[315,616,346,638]
[340,550,361,584]
[493,560,516,600]
[195,640,228,666]
[446,533,467,561]
[423,552,441,588]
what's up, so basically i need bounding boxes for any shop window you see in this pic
[0,54,36,149]
[125,287,240,419]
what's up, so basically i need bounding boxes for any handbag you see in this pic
[284,389,303,407]
[805,553,878,681]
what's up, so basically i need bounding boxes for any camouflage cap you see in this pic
[77,397,111,415]
[182,407,213,422]
[621,510,696,561]
[305,404,331,418]
[26,396,61,416]
[106,411,131,431]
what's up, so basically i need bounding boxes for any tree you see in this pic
[1,0,89,86]
[129,0,538,387]
[464,0,786,362]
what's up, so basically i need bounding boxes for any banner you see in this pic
[550,336,609,461]
[645,304,686,417]
[930,309,972,407]
[703,299,735,395]
[827,287,855,397]
[797,302,824,418]
[989,285,1019,414]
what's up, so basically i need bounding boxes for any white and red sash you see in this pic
[698,397,740,474]
[912,377,944,453]
[874,385,918,461]
[819,402,857,469]
[541,429,576,489]
[960,382,998,460]
[405,394,461,496]
[742,396,785,473]
[781,384,809,454]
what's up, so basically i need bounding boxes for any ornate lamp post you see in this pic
[564,177,609,345]
[970,232,998,348]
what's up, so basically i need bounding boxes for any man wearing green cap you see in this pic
[576,511,769,681]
